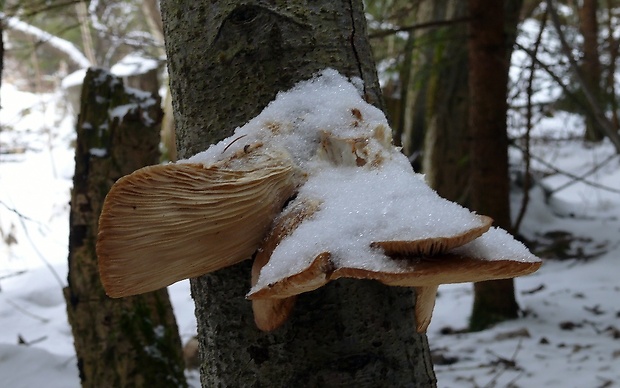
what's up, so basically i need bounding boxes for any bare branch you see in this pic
[546,0,620,153]
[514,8,549,234]
[0,200,39,223]
[0,200,65,287]
[6,299,50,323]
[2,13,91,68]
[510,142,620,195]
[369,16,473,39]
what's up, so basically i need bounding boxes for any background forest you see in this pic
[0,0,619,387]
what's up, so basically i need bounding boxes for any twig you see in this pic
[510,142,620,194]
[514,8,549,234]
[546,0,620,153]
[0,200,40,224]
[369,16,474,39]
[18,334,48,346]
[514,42,585,115]
[5,298,50,323]
[483,340,523,388]
[222,134,248,154]
[546,151,617,195]
[0,270,26,281]
[13,208,65,288]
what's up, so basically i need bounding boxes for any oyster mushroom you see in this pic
[370,214,493,257]
[334,227,541,332]
[247,157,497,300]
[96,69,541,335]
[97,145,297,298]
[249,224,541,332]
[251,198,321,331]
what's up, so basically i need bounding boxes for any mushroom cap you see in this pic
[249,250,541,300]
[97,146,297,298]
[371,215,493,256]
[251,198,320,331]
[249,252,333,300]
[251,297,298,332]
[249,226,541,300]
[412,285,439,333]
[334,227,542,286]
[331,255,541,287]
[249,198,328,302]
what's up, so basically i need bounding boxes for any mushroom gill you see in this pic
[97,146,297,298]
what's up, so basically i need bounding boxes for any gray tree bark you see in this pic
[64,68,186,388]
[160,1,437,386]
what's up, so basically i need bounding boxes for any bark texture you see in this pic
[468,0,520,331]
[160,1,437,386]
[64,68,186,388]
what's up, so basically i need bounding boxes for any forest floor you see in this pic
[0,84,619,387]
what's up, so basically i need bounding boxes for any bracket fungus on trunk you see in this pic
[97,69,541,332]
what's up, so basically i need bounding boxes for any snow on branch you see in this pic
[2,13,91,68]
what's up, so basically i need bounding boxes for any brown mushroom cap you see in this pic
[249,224,541,332]
[371,215,493,256]
[249,252,333,300]
[249,198,328,303]
[97,146,297,298]
[249,249,540,301]
[331,255,541,287]
[251,198,320,331]
[412,285,439,333]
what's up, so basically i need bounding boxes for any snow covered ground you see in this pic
[1,82,619,387]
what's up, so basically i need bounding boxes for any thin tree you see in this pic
[414,0,470,204]
[467,0,521,331]
[579,0,604,141]
[400,0,523,331]
[159,1,437,386]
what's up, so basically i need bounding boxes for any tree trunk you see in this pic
[64,68,187,388]
[579,0,604,142]
[0,16,3,100]
[467,0,520,331]
[160,1,437,386]
[141,0,165,45]
[416,0,470,204]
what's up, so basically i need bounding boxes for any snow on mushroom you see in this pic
[96,68,541,331]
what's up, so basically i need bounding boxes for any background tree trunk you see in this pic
[160,1,437,386]
[416,0,470,204]
[64,68,186,388]
[579,0,604,142]
[467,0,521,331]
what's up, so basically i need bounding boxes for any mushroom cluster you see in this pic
[97,69,541,332]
